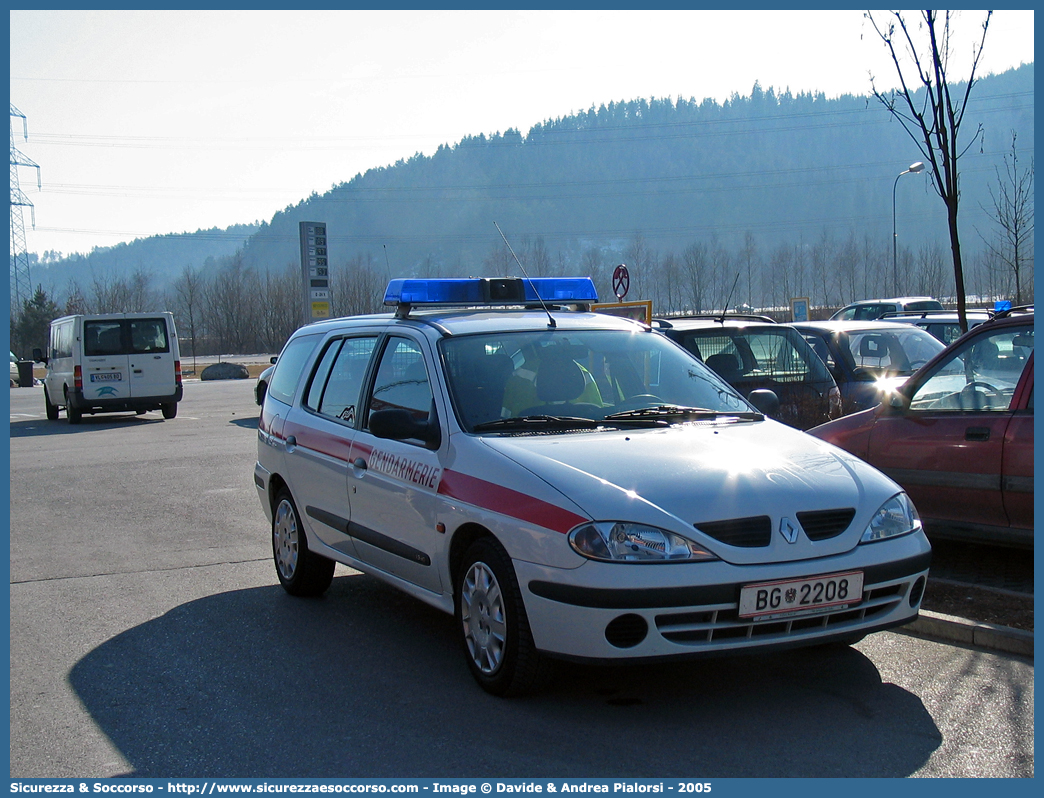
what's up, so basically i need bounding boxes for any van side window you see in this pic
[267,334,322,406]
[51,321,73,359]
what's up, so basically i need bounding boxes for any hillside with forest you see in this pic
[17,64,1034,356]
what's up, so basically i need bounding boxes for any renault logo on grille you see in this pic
[780,518,799,544]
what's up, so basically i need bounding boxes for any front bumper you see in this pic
[518,533,931,663]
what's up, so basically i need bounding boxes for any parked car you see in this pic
[255,276,930,696]
[809,308,1033,548]
[10,351,19,385]
[653,315,841,429]
[790,320,946,415]
[830,297,943,321]
[880,309,993,345]
[254,357,277,405]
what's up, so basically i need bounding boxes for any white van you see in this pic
[33,312,183,424]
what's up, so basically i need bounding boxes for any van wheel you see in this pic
[44,388,59,420]
[272,489,334,597]
[67,404,82,424]
[456,537,553,696]
[161,402,177,419]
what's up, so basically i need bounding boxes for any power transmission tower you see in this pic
[10,103,41,309]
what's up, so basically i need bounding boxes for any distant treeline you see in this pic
[15,64,1033,356]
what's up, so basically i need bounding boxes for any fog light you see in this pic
[605,614,648,648]
[909,576,926,607]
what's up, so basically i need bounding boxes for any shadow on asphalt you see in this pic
[9,414,166,437]
[69,572,942,778]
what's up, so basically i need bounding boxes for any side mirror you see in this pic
[368,408,441,450]
[32,348,46,364]
[885,390,910,413]
[747,389,780,418]
[270,356,278,365]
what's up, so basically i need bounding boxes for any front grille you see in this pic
[797,508,856,541]
[654,579,909,646]
[695,515,772,547]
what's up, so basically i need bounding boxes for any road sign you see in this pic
[612,264,630,300]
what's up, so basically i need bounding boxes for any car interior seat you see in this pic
[456,352,513,428]
[858,335,888,367]
[519,352,603,418]
[705,352,743,384]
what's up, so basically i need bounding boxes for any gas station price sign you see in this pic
[300,221,331,322]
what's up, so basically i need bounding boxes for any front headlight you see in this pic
[569,521,718,562]
[860,493,921,543]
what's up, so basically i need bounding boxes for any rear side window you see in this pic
[906,300,943,312]
[305,336,378,424]
[51,321,74,359]
[267,334,322,406]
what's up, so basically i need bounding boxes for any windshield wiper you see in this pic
[472,413,670,432]
[472,415,603,432]
[603,405,764,422]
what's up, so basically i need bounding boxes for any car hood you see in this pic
[479,419,901,564]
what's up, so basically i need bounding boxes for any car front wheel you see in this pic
[456,537,552,696]
[272,489,335,597]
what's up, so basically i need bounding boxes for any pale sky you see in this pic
[9,9,1035,259]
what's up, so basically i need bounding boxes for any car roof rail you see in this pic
[655,312,777,324]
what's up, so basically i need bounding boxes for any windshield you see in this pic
[440,329,752,432]
[833,326,944,377]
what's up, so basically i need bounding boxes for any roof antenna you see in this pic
[494,221,556,329]
[718,273,741,324]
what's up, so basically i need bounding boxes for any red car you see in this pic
[809,308,1034,548]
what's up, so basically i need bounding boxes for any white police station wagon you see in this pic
[255,277,930,695]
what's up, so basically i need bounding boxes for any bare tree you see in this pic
[866,10,992,332]
[682,241,708,313]
[979,131,1034,305]
[625,231,651,300]
[169,264,205,373]
[740,232,759,309]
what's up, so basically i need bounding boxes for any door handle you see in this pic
[965,427,991,442]
[285,435,297,447]
[353,458,367,470]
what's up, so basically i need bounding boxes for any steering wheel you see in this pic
[960,380,1000,408]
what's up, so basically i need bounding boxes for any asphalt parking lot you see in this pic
[6,380,1034,778]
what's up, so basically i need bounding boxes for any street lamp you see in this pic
[892,161,925,295]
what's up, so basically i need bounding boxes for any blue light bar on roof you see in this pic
[524,277,599,303]
[384,277,598,306]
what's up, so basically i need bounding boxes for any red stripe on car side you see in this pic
[438,470,586,534]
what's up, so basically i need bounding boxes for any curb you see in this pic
[900,610,1034,658]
